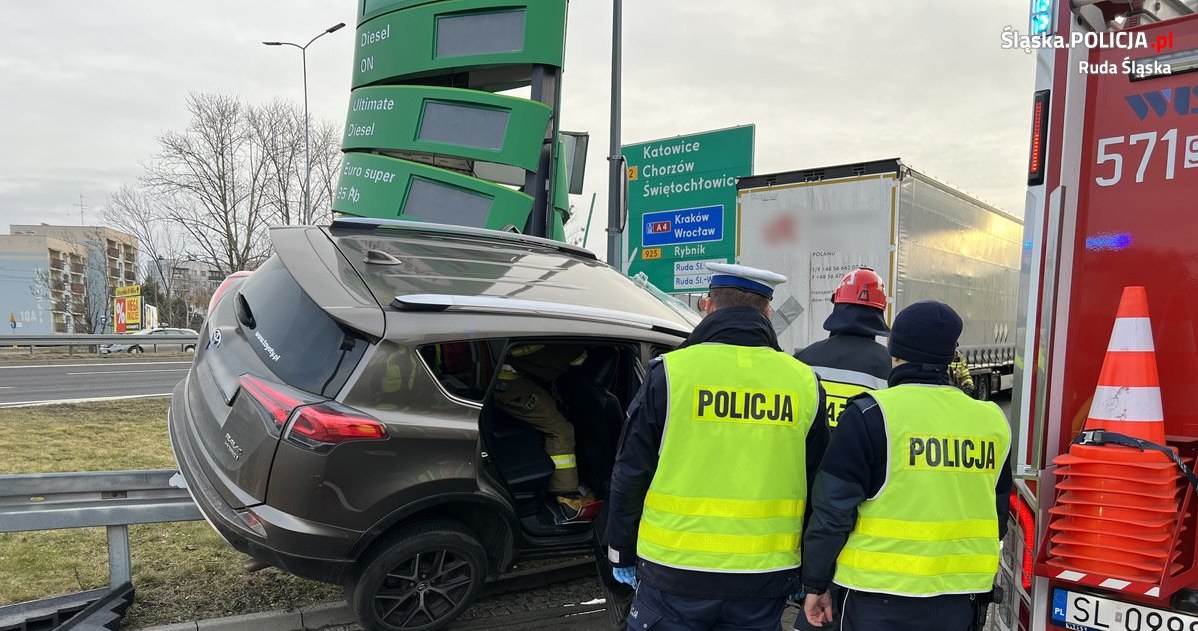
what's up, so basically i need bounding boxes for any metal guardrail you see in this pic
[0,469,201,586]
[2,334,200,355]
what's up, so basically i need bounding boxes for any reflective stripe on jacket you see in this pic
[833,385,1010,596]
[810,366,888,429]
[639,343,819,573]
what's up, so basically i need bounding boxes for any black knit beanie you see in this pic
[887,301,962,365]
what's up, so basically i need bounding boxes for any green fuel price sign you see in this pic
[333,152,533,231]
[337,0,570,240]
[343,86,551,171]
[622,126,754,293]
[352,0,567,89]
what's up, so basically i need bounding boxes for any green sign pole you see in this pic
[621,125,754,293]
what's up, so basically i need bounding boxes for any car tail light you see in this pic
[239,374,309,430]
[208,270,252,314]
[286,403,387,451]
[238,374,386,450]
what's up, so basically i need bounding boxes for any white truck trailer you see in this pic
[735,158,1023,399]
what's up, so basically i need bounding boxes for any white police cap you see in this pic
[705,262,787,299]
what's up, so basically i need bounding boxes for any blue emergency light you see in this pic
[1030,0,1053,36]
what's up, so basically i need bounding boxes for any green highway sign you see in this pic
[622,125,754,293]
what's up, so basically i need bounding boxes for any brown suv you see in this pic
[168,218,698,631]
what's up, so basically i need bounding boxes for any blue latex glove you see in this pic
[613,565,638,588]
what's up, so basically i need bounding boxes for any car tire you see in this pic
[128,346,143,354]
[347,520,487,631]
[975,374,991,401]
[184,345,196,353]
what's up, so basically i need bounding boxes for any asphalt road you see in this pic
[0,358,191,407]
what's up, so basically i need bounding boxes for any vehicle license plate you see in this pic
[1052,588,1198,631]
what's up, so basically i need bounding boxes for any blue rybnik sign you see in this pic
[641,205,724,247]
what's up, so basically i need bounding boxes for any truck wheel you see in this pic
[347,520,487,631]
[975,375,991,401]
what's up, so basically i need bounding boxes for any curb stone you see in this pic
[134,602,354,631]
[298,602,355,628]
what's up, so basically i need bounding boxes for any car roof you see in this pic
[272,220,700,337]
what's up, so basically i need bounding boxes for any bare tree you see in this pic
[308,118,344,226]
[104,184,194,325]
[248,99,306,227]
[29,267,88,334]
[119,92,342,282]
[143,93,272,275]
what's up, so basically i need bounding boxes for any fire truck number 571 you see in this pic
[1095,129,1198,186]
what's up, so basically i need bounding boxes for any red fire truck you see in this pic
[998,2,1198,629]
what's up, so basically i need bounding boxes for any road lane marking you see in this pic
[0,393,173,408]
[0,362,192,370]
[65,369,190,375]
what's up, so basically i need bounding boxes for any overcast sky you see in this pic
[0,1,1034,258]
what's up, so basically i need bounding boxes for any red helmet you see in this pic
[832,268,887,310]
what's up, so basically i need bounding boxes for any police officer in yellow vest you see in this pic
[801,301,1012,631]
[607,263,829,631]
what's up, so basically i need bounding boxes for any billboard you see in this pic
[622,126,753,293]
[113,285,142,333]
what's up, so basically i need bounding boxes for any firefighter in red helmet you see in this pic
[831,268,887,311]
[795,268,891,429]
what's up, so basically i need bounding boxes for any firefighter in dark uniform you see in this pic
[801,301,1012,631]
[494,343,594,520]
[791,269,890,627]
[795,268,891,431]
[950,350,976,397]
[607,263,829,631]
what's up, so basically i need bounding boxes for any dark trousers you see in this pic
[839,589,973,631]
[627,582,786,631]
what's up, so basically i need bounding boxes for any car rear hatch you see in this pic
[325,218,701,335]
[181,226,384,509]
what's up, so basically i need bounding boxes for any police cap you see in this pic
[705,262,787,299]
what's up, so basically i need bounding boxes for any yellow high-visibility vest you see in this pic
[638,343,819,572]
[834,385,1010,596]
[810,366,887,429]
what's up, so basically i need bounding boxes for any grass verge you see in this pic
[0,398,341,628]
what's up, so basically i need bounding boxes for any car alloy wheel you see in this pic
[349,520,487,631]
[128,346,143,354]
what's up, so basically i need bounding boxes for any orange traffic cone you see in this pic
[1045,286,1183,584]
[1082,285,1166,444]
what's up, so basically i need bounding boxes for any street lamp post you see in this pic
[607,0,623,270]
[263,22,346,225]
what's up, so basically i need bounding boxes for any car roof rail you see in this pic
[390,294,692,338]
[328,217,598,261]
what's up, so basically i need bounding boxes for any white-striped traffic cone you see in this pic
[1046,286,1182,583]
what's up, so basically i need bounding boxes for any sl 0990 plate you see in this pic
[1052,588,1198,631]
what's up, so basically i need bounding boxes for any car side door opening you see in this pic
[468,341,639,535]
